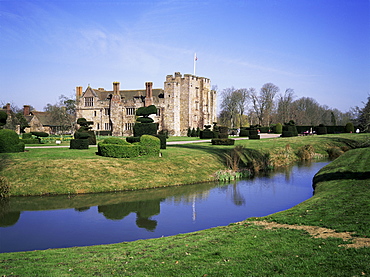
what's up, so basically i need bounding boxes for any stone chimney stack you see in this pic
[76,86,83,100]
[23,105,30,116]
[5,103,11,115]
[113,82,120,95]
[145,82,153,106]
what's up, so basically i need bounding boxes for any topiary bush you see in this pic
[102,137,129,145]
[249,130,260,140]
[345,122,354,133]
[98,143,141,158]
[22,133,33,139]
[70,139,89,149]
[0,129,25,153]
[126,136,141,144]
[98,135,160,158]
[140,135,160,156]
[211,138,235,145]
[282,121,298,137]
[133,123,158,137]
[275,123,282,134]
[239,128,250,137]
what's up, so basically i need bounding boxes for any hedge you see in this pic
[140,135,160,156]
[70,139,89,149]
[21,139,40,144]
[200,130,216,139]
[211,138,235,145]
[239,129,249,137]
[98,143,141,158]
[0,129,25,153]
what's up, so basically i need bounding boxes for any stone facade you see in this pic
[75,72,217,136]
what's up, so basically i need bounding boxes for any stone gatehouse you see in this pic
[75,72,217,136]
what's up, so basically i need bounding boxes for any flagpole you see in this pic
[193,53,197,76]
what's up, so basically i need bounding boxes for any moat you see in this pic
[0,161,328,253]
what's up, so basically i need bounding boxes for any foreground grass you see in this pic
[1,133,369,196]
[0,147,369,276]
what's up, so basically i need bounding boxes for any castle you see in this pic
[75,72,217,136]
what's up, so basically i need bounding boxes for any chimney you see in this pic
[23,105,30,116]
[76,86,83,100]
[5,103,11,115]
[113,82,120,95]
[145,82,153,106]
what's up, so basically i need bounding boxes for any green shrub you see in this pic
[219,126,229,134]
[126,136,141,143]
[22,133,33,139]
[140,135,160,156]
[211,138,235,145]
[102,137,129,145]
[282,123,298,137]
[345,122,354,133]
[200,130,215,139]
[154,134,167,149]
[282,131,293,137]
[31,131,49,138]
[275,123,282,134]
[21,139,40,144]
[70,139,89,149]
[98,143,141,158]
[219,133,228,139]
[0,129,25,153]
[133,123,158,137]
[74,132,90,139]
[239,129,249,137]
[0,110,8,127]
[248,130,260,139]
[259,127,270,133]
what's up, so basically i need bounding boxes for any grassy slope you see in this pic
[0,145,369,276]
[2,133,369,196]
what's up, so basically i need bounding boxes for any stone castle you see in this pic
[75,72,217,136]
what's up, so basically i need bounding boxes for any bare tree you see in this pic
[276,88,295,123]
[44,95,76,134]
[234,88,250,127]
[250,83,279,126]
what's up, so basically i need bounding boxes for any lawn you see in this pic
[1,133,369,196]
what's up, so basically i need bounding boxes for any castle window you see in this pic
[94,111,97,117]
[104,123,112,130]
[104,108,110,116]
[126,108,135,115]
[125,123,134,130]
[97,123,100,130]
[156,108,161,116]
[85,97,93,107]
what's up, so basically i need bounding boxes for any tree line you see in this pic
[218,83,366,130]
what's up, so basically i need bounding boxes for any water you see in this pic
[0,161,328,253]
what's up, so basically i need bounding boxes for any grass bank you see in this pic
[0,145,369,276]
[1,133,369,196]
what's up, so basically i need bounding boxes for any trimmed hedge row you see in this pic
[98,135,160,158]
[211,138,235,145]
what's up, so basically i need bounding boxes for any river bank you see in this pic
[0,133,368,196]
[0,142,369,276]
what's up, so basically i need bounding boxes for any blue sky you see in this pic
[1,0,369,112]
